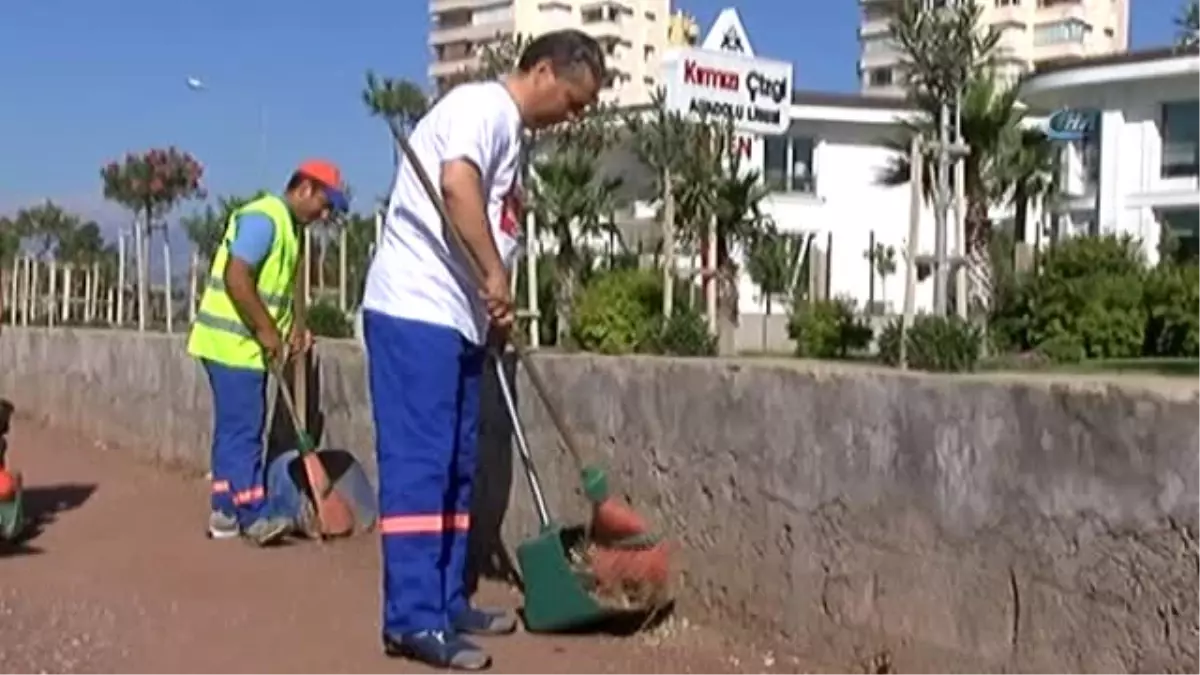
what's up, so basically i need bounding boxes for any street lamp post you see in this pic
[186,76,268,187]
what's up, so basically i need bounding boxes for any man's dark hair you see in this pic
[285,172,317,192]
[517,29,606,86]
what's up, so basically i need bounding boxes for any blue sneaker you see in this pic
[452,607,518,636]
[382,630,491,670]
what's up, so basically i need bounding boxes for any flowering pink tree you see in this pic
[100,147,206,223]
[100,147,206,330]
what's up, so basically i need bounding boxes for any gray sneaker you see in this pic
[207,511,240,540]
[242,516,292,546]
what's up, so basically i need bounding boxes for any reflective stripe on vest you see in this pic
[185,194,300,370]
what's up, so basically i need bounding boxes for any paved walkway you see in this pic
[0,417,800,674]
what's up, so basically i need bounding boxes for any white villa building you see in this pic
[1018,46,1200,263]
[565,86,939,352]
[581,9,949,351]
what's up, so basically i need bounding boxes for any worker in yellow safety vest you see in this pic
[186,160,348,546]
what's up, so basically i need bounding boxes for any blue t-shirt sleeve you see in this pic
[227,212,276,268]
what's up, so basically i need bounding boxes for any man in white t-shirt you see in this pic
[360,29,605,671]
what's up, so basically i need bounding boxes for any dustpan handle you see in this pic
[493,355,551,529]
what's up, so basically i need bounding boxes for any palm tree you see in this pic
[0,217,19,266]
[528,115,624,346]
[362,72,430,171]
[677,119,773,343]
[1000,127,1059,263]
[15,201,78,260]
[362,71,428,132]
[622,89,706,318]
[1177,0,1199,47]
[57,221,105,265]
[745,231,795,351]
[879,70,1035,310]
[889,0,1000,108]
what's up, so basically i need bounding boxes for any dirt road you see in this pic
[0,417,804,674]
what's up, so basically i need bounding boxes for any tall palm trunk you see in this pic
[715,235,739,354]
[964,197,993,314]
[661,168,676,318]
[553,250,578,348]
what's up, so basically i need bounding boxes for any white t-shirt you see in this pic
[362,81,525,345]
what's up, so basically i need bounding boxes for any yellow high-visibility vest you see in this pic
[186,194,299,370]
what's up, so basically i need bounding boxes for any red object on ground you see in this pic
[0,468,19,502]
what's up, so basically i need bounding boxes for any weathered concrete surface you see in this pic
[2,327,1197,673]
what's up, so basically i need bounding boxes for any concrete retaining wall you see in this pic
[2,327,1197,672]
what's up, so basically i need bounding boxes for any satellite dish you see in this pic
[186,77,205,90]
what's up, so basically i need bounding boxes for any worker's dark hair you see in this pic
[285,171,318,193]
[517,29,606,86]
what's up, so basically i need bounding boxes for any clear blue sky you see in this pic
[0,0,1180,235]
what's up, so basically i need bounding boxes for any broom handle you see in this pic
[293,233,309,432]
[386,120,588,474]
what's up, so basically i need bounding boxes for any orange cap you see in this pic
[296,159,348,212]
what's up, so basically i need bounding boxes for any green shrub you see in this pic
[646,306,716,357]
[1023,235,1146,360]
[787,296,872,359]
[306,301,352,338]
[570,268,660,354]
[1035,333,1085,364]
[1143,263,1199,357]
[878,314,982,372]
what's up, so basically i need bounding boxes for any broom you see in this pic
[274,238,356,539]
[384,119,668,568]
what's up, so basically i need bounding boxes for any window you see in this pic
[643,44,655,60]
[436,9,473,29]
[763,136,816,194]
[1033,18,1091,45]
[1161,100,1200,178]
[581,3,620,23]
[995,0,1020,6]
[867,67,893,87]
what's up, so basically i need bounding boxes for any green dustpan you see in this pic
[0,478,26,542]
[492,358,621,633]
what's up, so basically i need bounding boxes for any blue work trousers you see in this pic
[203,359,271,526]
[363,310,484,635]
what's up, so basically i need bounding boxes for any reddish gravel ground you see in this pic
[0,417,811,674]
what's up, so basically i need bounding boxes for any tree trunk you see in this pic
[880,277,888,313]
[661,168,676,319]
[1012,184,1032,275]
[964,197,992,315]
[553,257,576,348]
[761,294,771,352]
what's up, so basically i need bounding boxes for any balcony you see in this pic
[1032,39,1088,61]
[429,52,481,78]
[429,18,513,46]
[1034,0,1088,24]
[431,0,510,12]
[859,16,891,39]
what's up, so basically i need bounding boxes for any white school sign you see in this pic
[661,8,794,136]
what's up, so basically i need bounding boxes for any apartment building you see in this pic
[858,0,1130,97]
[428,0,671,105]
